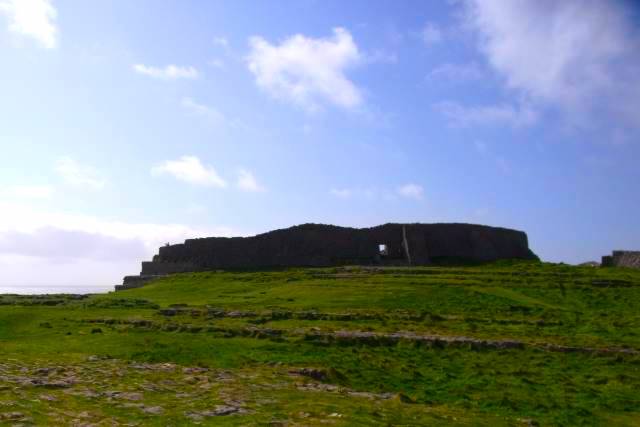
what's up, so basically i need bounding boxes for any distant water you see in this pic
[0,284,113,295]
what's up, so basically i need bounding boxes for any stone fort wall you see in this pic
[116,223,537,289]
[601,251,640,269]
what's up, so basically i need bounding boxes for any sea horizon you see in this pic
[0,284,113,295]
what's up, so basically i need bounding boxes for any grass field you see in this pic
[1,261,639,425]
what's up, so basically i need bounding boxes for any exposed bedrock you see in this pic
[116,223,537,290]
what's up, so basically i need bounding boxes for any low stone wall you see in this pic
[602,251,640,269]
[115,275,164,291]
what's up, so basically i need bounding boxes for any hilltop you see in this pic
[1,261,639,425]
[118,222,538,290]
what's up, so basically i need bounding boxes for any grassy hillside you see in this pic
[1,262,639,425]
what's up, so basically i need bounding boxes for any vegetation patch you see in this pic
[1,262,640,425]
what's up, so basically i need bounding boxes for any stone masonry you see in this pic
[116,223,538,291]
[601,251,640,269]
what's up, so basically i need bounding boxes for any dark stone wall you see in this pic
[602,251,640,269]
[115,275,163,291]
[136,223,537,277]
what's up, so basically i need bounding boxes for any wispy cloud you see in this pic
[0,0,57,48]
[2,185,53,199]
[421,22,442,45]
[397,183,424,200]
[0,202,242,253]
[151,156,227,188]
[329,188,353,199]
[186,203,207,215]
[247,27,363,111]
[181,97,225,123]
[236,169,265,192]
[212,36,229,48]
[433,100,538,128]
[0,227,146,262]
[329,188,380,200]
[0,201,245,289]
[427,62,483,83]
[55,157,106,190]
[364,49,397,64]
[462,0,640,131]
[132,64,199,80]
[208,58,225,69]
[330,185,424,201]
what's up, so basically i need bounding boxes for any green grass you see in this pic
[1,262,640,425]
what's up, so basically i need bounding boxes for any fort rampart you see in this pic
[601,251,640,269]
[116,223,538,290]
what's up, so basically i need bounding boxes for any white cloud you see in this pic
[329,188,352,199]
[462,0,640,129]
[55,157,106,190]
[208,58,225,69]
[0,203,238,251]
[152,155,227,188]
[212,36,228,48]
[397,183,424,200]
[427,62,483,83]
[329,188,379,200]
[421,22,442,45]
[0,201,244,291]
[364,49,397,64]
[181,97,225,123]
[0,0,57,48]
[3,185,53,199]
[132,64,199,80]
[186,203,207,215]
[433,100,538,128]
[236,169,265,192]
[331,186,427,202]
[0,227,146,262]
[247,27,363,111]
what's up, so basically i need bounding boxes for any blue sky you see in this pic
[1,0,639,292]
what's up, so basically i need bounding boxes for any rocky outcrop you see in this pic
[116,223,537,290]
[601,251,640,269]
